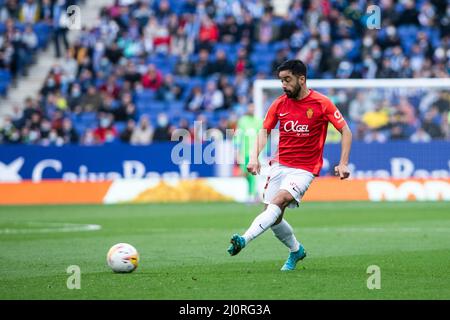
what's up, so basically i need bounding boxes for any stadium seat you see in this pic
[0,69,12,97]
[136,90,156,101]
[114,121,126,134]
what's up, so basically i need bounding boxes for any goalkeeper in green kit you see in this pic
[234,103,262,203]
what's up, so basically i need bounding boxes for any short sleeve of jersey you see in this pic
[263,98,281,134]
[323,99,347,131]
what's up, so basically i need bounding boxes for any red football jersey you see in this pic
[263,89,347,175]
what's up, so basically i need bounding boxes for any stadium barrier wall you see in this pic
[0,141,449,181]
[1,141,448,204]
[0,177,449,205]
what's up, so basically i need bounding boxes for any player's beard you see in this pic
[284,83,301,99]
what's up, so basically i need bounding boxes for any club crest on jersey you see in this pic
[306,108,314,119]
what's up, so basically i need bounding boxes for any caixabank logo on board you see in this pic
[0,157,197,182]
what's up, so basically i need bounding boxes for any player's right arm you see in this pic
[247,100,279,175]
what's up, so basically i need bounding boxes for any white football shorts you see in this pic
[262,162,315,208]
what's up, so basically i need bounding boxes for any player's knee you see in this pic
[271,191,294,209]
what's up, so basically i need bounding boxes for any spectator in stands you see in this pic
[156,73,183,102]
[28,112,42,131]
[171,25,194,57]
[40,0,53,24]
[397,58,414,78]
[22,24,38,53]
[2,123,21,144]
[93,112,117,144]
[141,64,163,90]
[349,92,375,124]
[20,97,42,127]
[364,130,388,143]
[120,119,135,143]
[52,0,69,58]
[389,124,408,140]
[189,48,214,77]
[198,15,219,51]
[238,11,256,43]
[397,97,417,128]
[210,49,233,75]
[256,10,278,44]
[377,58,397,78]
[80,85,103,112]
[216,117,230,137]
[222,85,238,110]
[104,42,123,65]
[219,15,239,43]
[99,75,121,100]
[410,127,432,143]
[40,66,62,96]
[203,80,224,112]
[39,118,51,142]
[153,112,171,142]
[234,47,253,76]
[185,85,204,113]
[422,107,444,139]
[20,0,40,24]
[178,118,190,131]
[60,118,79,144]
[50,109,64,132]
[123,61,142,88]
[131,115,154,145]
[114,101,137,123]
[80,129,96,146]
[155,0,172,22]
[362,102,390,131]
[271,48,289,76]
[67,83,82,111]
[434,92,450,116]
[0,1,19,23]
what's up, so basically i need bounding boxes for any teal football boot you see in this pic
[227,234,246,256]
[280,243,306,271]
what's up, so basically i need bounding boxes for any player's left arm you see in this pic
[335,124,352,179]
[324,100,352,179]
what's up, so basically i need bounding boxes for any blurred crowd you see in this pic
[0,0,84,83]
[0,0,449,146]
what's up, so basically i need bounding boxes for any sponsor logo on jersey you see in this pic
[284,120,309,134]
[334,110,345,123]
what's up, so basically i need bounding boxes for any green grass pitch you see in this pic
[0,201,449,300]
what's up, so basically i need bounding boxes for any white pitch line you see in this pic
[0,223,101,234]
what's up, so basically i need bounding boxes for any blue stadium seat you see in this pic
[0,82,9,97]
[0,67,12,96]
[137,101,167,114]
[136,89,156,101]
[114,121,127,134]
[79,112,97,127]
[253,43,271,53]
[74,123,87,136]
[33,23,52,49]
[169,101,185,112]
[0,69,12,82]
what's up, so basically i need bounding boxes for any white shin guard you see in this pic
[271,219,300,252]
[243,204,282,244]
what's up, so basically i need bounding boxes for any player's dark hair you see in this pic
[276,60,307,79]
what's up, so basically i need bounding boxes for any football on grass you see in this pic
[107,243,139,273]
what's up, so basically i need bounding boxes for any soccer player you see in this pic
[234,103,262,203]
[227,60,352,271]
